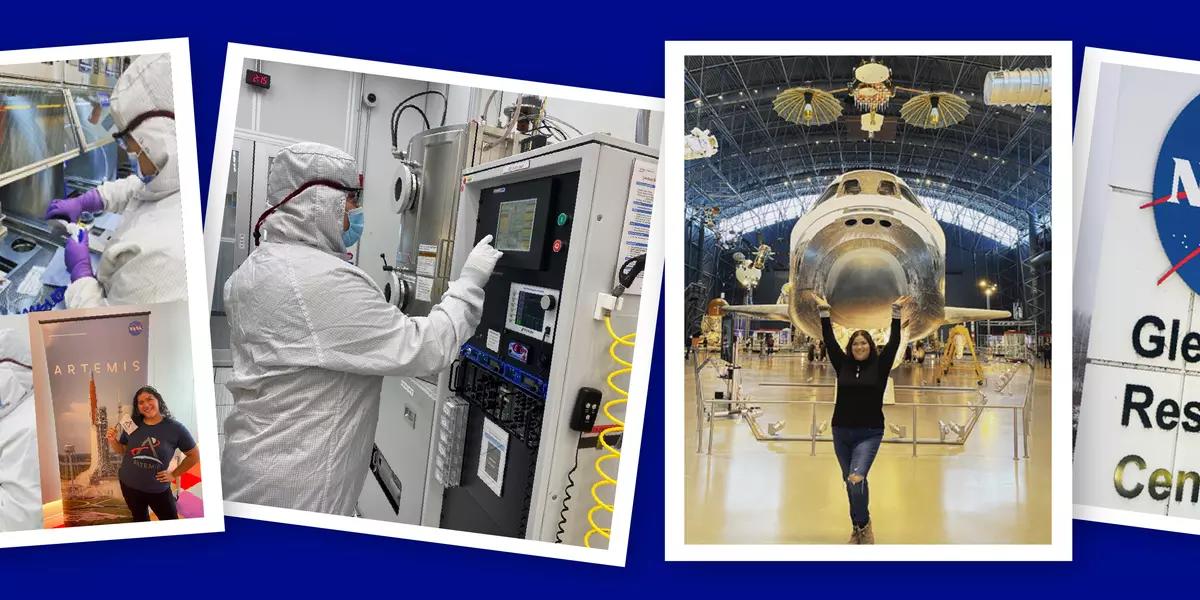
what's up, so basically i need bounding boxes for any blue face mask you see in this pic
[343,207,364,248]
[129,152,155,184]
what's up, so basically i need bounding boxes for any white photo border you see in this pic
[203,43,665,567]
[1071,46,1200,535]
[0,37,225,549]
[663,40,1074,561]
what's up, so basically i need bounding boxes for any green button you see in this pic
[556,213,569,226]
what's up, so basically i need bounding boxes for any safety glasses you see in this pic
[253,179,363,246]
[109,109,175,145]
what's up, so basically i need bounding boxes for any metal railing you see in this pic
[693,356,1035,460]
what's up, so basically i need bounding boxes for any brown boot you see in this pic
[847,526,861,544]
[858,521,875,544]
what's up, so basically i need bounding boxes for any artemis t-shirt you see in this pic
[118,419,196,493]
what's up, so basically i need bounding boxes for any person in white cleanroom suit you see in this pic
[0,329,40,532]
[44,53,185,309]
[220,142,502,515]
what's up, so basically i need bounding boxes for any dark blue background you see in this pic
[2,3,1198,591]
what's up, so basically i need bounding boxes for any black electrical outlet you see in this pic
[570,387,603,432]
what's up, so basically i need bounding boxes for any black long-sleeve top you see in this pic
[822,315,902,429]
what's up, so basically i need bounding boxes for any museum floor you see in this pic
[683,350,1053,545]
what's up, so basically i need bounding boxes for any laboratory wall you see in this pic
[146,301,198,438]
[229,60,662,294]
[237,59,359,150]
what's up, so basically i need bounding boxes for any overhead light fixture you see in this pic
[774,87,842,126]
[901,92,969,129]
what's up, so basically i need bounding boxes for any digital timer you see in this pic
[245,69,271,89]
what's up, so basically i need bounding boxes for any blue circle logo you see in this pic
[128,321,144,336]
[1152,93,1200,292]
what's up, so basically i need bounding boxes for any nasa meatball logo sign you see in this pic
[128,320,144,336]
[1149,93,1200,290]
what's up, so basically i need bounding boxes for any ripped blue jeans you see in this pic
[832,427,884,528]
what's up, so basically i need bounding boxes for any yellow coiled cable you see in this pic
[584,315,635,548]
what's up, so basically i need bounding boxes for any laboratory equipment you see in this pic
[0,58,126,313]
[360,134,656,547]
[384,121,523,319]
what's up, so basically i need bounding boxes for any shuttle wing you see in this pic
[721,304,792,322]
[942,307,1012,324]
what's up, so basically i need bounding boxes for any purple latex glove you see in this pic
[65,228,94,282]
[45,188,104,222]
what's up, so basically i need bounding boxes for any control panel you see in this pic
[505,283,558,342]
[442,170,578,537]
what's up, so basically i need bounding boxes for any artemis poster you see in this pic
[40,312,150,527]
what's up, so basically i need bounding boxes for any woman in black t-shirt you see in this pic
[819,297,905,544]
[105,386,199,522]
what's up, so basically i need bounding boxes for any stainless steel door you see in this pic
[395,125,470,317]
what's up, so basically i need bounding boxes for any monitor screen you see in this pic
[514,290,546,331]
[494,198,538,252]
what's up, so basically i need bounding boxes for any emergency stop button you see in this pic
[552,239,564,253]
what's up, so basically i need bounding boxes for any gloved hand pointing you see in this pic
[459,234,503,288]
[45,188,104,222]
[65,227,94,282]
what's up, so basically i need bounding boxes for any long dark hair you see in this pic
[131,385,172,424]
[845,330,878,361]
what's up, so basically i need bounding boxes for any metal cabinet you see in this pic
[210,130,300,365]
[356,376,437,524]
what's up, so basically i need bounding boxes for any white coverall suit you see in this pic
[66,53,186,309]
[0,329,40,531]
[220,142,496,515]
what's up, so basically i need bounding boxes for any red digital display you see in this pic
[245,69,271,89]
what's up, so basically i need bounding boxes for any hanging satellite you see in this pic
[769,58,974,141]
[860,112,884,138]
[901,92,970,129]
[850,60,894,112]
[773,86,842,126]
[684,127,719,160]
[984,68,1052,106]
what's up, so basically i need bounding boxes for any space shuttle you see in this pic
[723,169,1010,369]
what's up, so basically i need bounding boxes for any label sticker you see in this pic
[415,276,433,302]
[478,418,509,497]
[399,378,415,397]
[486,329,501,353]
[416,251,437,277]
[500,160,530,175]
[613,158,657,296]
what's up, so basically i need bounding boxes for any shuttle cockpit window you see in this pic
[841,178,862,195]
[898,184,928,211]
[877,180,897,197]
[813,183,839,206]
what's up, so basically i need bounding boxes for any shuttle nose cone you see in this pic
[826,247,904,329]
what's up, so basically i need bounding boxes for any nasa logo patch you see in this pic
[128,320,144,336]
[1150,93,1200,292]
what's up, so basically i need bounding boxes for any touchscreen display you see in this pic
[495,198,538,252]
